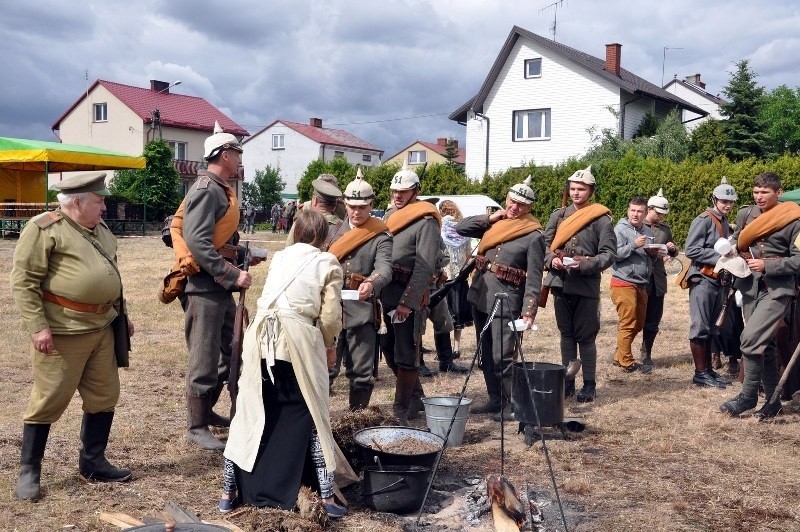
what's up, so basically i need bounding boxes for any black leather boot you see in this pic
[576,380,596,403]
[641,330,657,367]
[719,394,758,416]
[753,400,782,421]
[79,412,132,482]
[564,379,576,398]
[15,423,50,501]
[472,365,502,414]
[435,333,468,373]
[491,378,515,421]
[348,388,373,411]
[418,354,438,377]
[187,396,226,451]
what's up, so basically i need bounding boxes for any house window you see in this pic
[362,154,372,162]
[408,150,426,164]
[167,141,187,160]
[272,134,285,149]
[514,109,551,140]
[524,58,542,78]
[334,151,345,158]
[93,103,107,122]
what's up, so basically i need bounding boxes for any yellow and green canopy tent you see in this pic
[0,137,146,203]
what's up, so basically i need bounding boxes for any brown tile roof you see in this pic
[450,26,707,122]
[52,80,249,136]
[246,119,383,154]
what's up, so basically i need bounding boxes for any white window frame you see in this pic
[513,109,551,141]
[362,154,372,162]
[408,150,426,164]
[272,134,285,150]
[93,103,107,122]
[524,58,542,78]
[167,141,187,160]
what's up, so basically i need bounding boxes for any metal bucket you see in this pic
[353,426,444,469]
[421,396,472,446]
[361,465,430,514]
[511,361,565,426]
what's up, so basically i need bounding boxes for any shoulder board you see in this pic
[196,177,211,189]
[737,205,752,211]
[698,211,710,218]
[33,211,63,229]
[659,221,671,229]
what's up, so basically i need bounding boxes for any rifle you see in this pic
[228,242,251,417]
[540,184,570,308]
[428,257,476,309]
[714,271,735,328]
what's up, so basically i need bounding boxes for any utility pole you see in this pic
[662,46,683,87]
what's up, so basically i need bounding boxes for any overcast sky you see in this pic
[3,0,799,159]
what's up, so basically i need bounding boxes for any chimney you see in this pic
[310,117,323,128]
[437,137,447,146]
[604,43,622,76]
[150,80,170,93]
[685,73,706,89]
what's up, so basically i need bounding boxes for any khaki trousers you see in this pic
[611,284,648,368]
[24,326,119,424]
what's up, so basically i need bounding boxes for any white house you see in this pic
[243,118,383,194]
[663,74,726,132]
[449,26,706,180]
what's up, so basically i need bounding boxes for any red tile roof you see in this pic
[247,119,382,154]
[51,80,248,136]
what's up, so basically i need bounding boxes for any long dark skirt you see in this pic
[447,279,474,329]
[235,360,319,509]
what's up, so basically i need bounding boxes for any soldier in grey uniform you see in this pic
[542,167,616,402]
[721,172,800,420]
[327,172,392,410]
[684,177,737,388]
[640,189,679,368]
[11,172,133,501]
[286,177,344,248]
[294,173,348,222]
[180,124,258,450]
[426,240,469,374]
[381,160,442,425]
[456,176,546,420]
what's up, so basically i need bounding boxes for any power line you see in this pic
[238,111,451,131]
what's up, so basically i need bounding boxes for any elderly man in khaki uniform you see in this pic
[294,173,347,222]
[327,171,393,409]
[179,123,257,451]
[286,177,345,248]
[11,172,133,501]
[381,160,442,425]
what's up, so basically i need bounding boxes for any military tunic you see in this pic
[380,204,442,370]
[455,214,545,380]
[642,220,678,335]
[11,211,122,423]
[180,170,244,398]
[330,219,392,390]
[285,210,344,248]
[684,209,730,341]
[542,204,616,381]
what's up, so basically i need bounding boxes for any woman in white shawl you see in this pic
[439,200,474,357]
[222,210,344,513]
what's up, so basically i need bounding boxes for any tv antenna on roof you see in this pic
[539,0,567,41]
[662,45,683,86]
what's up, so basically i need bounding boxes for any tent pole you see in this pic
[45,162,49,210]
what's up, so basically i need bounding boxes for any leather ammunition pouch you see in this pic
[219,243,239,264]
[391,264,413,284]
[435,271,447,288]
[345,272,367,290]
[475,255,526,286]
[699,264,719,280]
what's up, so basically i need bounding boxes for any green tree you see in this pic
[110,140,181,220]
[248,165,285,212]
[443,137,462,171]
[634,112,660,138]
[761,84,800,155]
[296,157,354,202]
[690,119,728,162]
[719,59,771,160]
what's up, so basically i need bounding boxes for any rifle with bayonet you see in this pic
[228,242,250,417]
[715,270,736,328]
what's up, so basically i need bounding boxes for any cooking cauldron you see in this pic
[353,426,443,469]
[511,361,565,426]
[361,465,430,513]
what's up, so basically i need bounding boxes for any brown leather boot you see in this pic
[712,352,723,369]
[187,396,226,451]
[393,369,418,426]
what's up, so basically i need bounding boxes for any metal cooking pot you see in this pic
[353,426,444,469]
[512,361,565,426]
[361,465,430,514]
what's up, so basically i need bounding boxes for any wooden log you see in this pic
[491,503,521,531]
[163,500,200,523]
[203,519,246,532]
[99,512,146,528]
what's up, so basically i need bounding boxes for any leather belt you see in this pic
[41,290,115,314]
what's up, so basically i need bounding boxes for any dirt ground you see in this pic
[1,232,799,531]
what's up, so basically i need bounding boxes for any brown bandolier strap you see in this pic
[385,201,441,234]
[391,264,413,283]
[477,214,542,254]
[475,256,527,286]
[344,272,367,290]
[42,290,115,314]
[322,220,345,252]
[328,217,389,261]
[738,201,800,251]
[550,203,611,252]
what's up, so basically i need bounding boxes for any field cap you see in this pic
[317,173,339,187]
[712,176,737,201]
[343,167,375,206]
[508,175,535,205]
[647,188,669,214]
[50,172,110,196]
[390,159,420,190]
[311,178,342,200]
[568,165,596,185]
[203,121,243,160]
